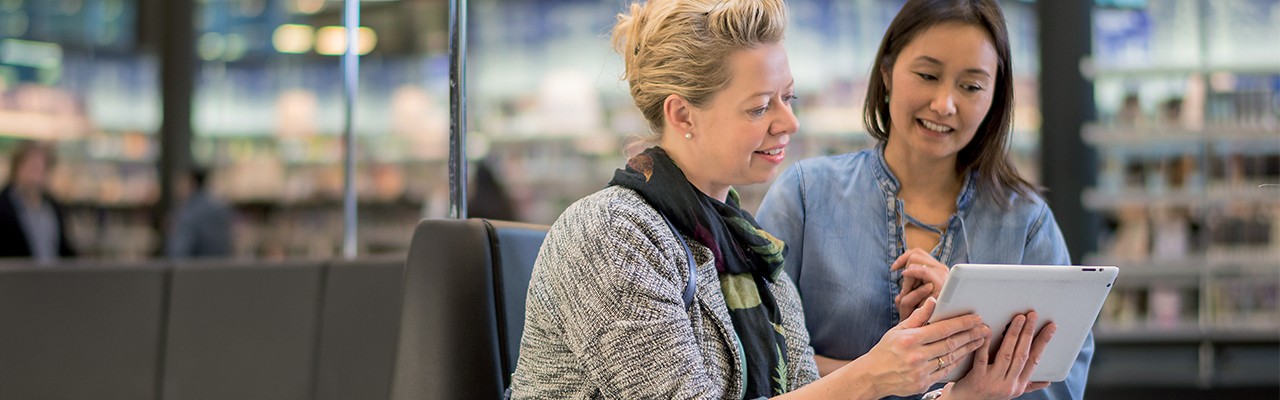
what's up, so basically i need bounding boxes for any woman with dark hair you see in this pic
[0,140,76,262]
[757,0,1088,399]
[509,0,1053,398]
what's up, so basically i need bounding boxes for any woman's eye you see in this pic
[749,107,768,117]
[915,72,938,81]
[783,94,798,104]
[963,84,984,92]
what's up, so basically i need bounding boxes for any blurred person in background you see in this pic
[467,160,520,221]
[165,166,233,258]
[0,140,76,262]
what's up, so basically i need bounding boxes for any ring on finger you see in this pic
[936,356,946,370]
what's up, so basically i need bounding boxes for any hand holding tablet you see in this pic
[925,264,1118,382]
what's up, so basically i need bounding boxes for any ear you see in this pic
[662,94,695,135]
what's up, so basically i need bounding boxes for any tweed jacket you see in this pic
[510,186,819,399]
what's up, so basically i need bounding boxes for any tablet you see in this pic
[925,264,1118,382]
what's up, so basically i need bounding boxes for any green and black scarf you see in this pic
[609,146,790,397]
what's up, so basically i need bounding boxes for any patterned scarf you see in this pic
[609,146,790,397]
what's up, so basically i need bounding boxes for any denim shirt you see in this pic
[757,147,1091,400]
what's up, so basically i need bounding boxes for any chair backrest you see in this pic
[314,257,405,400]
[390,218,549,400]
[162,261,325,400]
[0,263,167,400]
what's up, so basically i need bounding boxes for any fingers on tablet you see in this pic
[1019,321,1057,382]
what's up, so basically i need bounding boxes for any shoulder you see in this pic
[791,148,874,175]
[777,148,878,190]
[1005,188,1053,223]
[971,186,1057,233]
[553,186,667,237]
[542,186,679,270]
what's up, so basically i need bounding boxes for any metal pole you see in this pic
[341,0,360,259]
[448,0,468,219]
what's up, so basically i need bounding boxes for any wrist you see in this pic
[835,357,884,400]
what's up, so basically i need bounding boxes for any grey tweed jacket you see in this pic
[509,186,819,399]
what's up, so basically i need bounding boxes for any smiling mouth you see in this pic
[918,119,954,133]
[756,148,783,156]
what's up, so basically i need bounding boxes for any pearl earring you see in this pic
[684,132,693,140]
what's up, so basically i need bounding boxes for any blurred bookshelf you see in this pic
[1084,0,1280,389]
[1,0,1045,261]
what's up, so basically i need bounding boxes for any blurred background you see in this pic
[0,0,1276,397]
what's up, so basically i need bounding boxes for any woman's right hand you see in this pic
[853,297,989,397]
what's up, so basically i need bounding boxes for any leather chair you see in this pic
[390,219,549,400]
[0,262,167,400]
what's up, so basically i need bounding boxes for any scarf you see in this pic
[609,146,790,397]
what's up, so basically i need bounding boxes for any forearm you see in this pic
[774,356,881,400]
[813,354,851,377]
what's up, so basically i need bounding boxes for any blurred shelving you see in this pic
[1085,0,1280,390]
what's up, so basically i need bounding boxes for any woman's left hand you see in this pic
[940,311,1057,400]
[892,248,949,320]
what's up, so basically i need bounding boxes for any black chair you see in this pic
[390,219,549,400]
[0,262,168,400]
[161,261,325,400]
[314,257,405,400]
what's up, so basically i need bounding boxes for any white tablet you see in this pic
[925,263,1118,382]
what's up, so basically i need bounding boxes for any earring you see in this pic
[884,93,890,104]
[684,132,693,140]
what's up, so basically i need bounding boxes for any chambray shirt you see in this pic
[756,147,1091,400]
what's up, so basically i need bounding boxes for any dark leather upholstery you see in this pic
[0,263,167,400]
[162,261,324,400]
[315,257,404,400]
[391,218,549,400]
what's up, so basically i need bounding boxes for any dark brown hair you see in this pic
[7,140,56,181]
[862,0,1036,207]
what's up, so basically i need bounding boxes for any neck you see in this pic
[658,138,729,202]
[883,140,963,202]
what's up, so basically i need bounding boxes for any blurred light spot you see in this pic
[0,39,62,69]
[315,26,377,56]
[223,33,246,61]
[272,24,313,54]
[295,0,323,14]
[240,0,265,18]
[197,32,225,61]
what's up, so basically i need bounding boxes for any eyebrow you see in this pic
[912,55,992,78]
[741,81,796,102]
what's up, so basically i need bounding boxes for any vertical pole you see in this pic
[157,0,195,257]
[341,0,360,259]
[448,0,468,219]
[1038,0,1096,263]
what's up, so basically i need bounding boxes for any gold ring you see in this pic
[936,356,946,370]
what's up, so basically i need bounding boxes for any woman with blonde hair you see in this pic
[509,1,1049,398]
